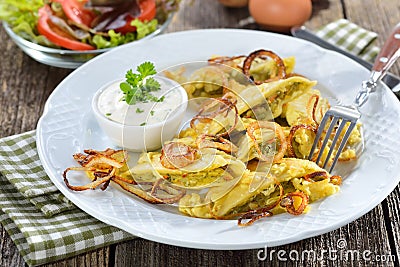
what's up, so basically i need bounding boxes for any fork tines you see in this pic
[308,106,361,173]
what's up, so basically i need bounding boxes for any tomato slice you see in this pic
[114,0,156,34]
[53,0,97,27]
[38,6,95,51]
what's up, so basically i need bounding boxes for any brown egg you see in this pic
[249,0,312,32]
[218,0,249,8]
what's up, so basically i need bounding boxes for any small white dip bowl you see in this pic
[92,76,188,151]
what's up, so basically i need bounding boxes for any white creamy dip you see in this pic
[97,76,184,126]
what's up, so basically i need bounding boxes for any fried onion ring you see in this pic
[330,175,342,186]
[280,191,309,215]
[196,134,238,154]
[111,177,163,204]
[63,167,115,191]
[303,171,329,182]
[246,121,287,163]
[190,93,239,138]
[287,124,318,158]
[208,55,246,69]
[242,49,286,84]
[160,142,198,169]
[238,181,284,226]
[150,178,186,204]
[73,149,126,168]
[306,94,320,125]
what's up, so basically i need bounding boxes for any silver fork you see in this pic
[308,23,400,172]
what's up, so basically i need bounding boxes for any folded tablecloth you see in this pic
[0,18,381,267]
[315,18,379,62]
[0,131,133,266]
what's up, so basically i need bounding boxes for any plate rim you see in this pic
[36,28,400,250]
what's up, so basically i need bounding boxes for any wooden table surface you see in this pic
[1,0,399,266]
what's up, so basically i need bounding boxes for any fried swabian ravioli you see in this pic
[179,158,339,219]
[65,49,362,226]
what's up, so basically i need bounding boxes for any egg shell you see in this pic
[249,0,313,32]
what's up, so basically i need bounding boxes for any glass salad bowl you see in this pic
[2,14,173,69]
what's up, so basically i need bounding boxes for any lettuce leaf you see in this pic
[1,1,160,50]
[0,0,43,29]
[92,19,158,49]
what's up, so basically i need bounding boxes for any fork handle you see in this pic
[354,23,400,107]
[371,23,400,83]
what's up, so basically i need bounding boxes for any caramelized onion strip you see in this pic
[280,191,309,215]
[208,55,246,64]
[208,55,246,69]
[63,167,115,191]
[160,142,198,169]
[150,178,186,204]
[74,152,125,168]
[111,177,163,204]
[238,181,284,226]
[330,175,342,185]
[242,49,286,84]
[303,171,329,182]
[306,94,320,125]
[196,134,238,154]
[287,124,318,158]
[237,210,273,227]
[190,93,239,138]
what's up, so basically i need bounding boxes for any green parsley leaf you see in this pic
[157,96,165,102]
[120,82,132,93]
[145,77,161,91]
[120,62,161,105]
[140,122,146,126]
[137,61,157,78]
[150,110,155,116]
[125,70,141,86]
[136,108,144,113]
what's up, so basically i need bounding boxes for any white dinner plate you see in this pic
[36,29,400,249]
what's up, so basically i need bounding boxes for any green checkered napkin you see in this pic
[0,131,134,266]
[315,18,380,62]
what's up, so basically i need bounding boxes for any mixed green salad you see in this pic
[0,0,180,50]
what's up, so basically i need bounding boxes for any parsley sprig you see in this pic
[120,62,162,105]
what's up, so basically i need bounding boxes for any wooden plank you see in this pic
[114,205,394,267]
[383,187,400,264]
[343,0,400,74]
[166,0,250,32]
[0,227,25,267]
[0,29,72,138]
[43,247,111,267]
[0,26,111,267]
[305,0,344,28]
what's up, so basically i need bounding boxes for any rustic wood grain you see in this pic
[0,226,25,267]
[165,0,250,32]
[344,0,400,79]
[305,0,344,28]
[0,0,399,266]
[43,247,111,267]
[384,187,400,265]
[0,32,72,138]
